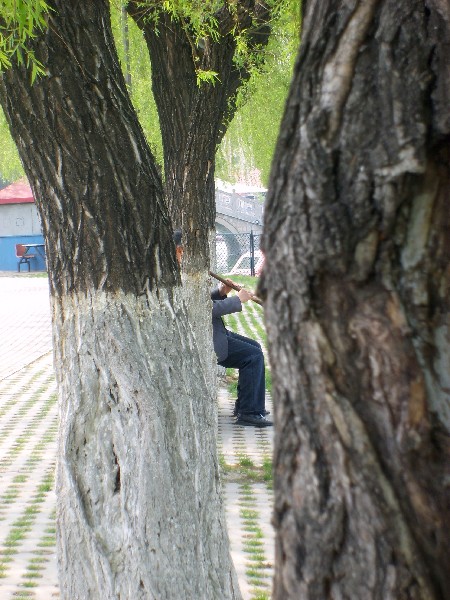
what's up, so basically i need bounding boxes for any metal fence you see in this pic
[214,231,262,276]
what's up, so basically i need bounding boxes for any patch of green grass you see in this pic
[12,474,28,484]
[240,483,252,494]
[226,275,260,290]
[37,537,55,547]
[225,312,239,332]
[244,522,265,532]
[37,482,52,493]
[0,554,13,563]
[228,382,238,397]
[264,370,272,394]
[29,557,47,564]
[247,551,267,562]
[45,527,56,534]
[251,592,271,600]
[238,498,256,508]
[238,455,255,468]
[0,547,18,557]
[2,491,19,500]
[239,490,255,500]
[241,509,259,520]
[33,495,47,503]
[23,570,43,579]
[243,529,264,540]
[246,568,266,581]
[243,539,264,549]
[220,461,273,484]
[25,563,43,572]
[24,506,39,516]
[5,528,28,545]
[32,548,54,556]
[218,454,233,475]
[262,458,273,482]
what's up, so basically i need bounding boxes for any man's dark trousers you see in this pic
[218,331,265,415]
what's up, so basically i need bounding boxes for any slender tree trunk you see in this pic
[0,1,239,598]
[141,14,237,373]
[128,8,238,267]
[261,1,450,598]
[127,3,272,380]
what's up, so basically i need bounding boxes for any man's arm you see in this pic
[211,284,252,318]
[212,295,242,318]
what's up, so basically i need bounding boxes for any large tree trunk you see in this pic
[0,1,240,598]
[261,1,450,598]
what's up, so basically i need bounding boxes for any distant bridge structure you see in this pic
[214,188,265,273]
[215,188,264,235]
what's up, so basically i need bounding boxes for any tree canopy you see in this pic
[0,0,50,76]
[0,0,52,177]
[217,1,299,185]
[0,0,297,186]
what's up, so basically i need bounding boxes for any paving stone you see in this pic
[0,277,275,599]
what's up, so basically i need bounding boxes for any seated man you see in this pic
[173,229,272,428]
[211,282,272,428]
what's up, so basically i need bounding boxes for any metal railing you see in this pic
[214,231,262,276]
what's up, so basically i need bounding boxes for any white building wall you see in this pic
[0,204,42,236]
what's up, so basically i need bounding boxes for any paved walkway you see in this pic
[0,276,274,599]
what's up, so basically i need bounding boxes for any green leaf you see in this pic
[0,0,50,81]
[196,69,220,87]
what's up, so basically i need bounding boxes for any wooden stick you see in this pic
[209,270,264,306]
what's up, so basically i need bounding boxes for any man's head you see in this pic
[173,228,183,265]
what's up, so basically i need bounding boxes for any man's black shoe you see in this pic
[233,399,240,417]
[235,413,273,427]
[232,399,270,417]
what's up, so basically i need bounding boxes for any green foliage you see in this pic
[0,111,24,180]
[238,455,255,468]
[0,0,51,80]
[131,0,293,97]
[0,110,24,181]
[159,0,223,42]
[0,0,52,181]
[217,0,300,185]
[110,2,164,167]
[196,69,220,86]
[0,0,299,187]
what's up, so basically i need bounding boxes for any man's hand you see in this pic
[237,288,252,303]
[219,282,233,296]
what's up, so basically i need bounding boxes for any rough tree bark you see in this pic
[261,0,450,598]
[0,1,240,598]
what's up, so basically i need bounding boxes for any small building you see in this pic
[0,180,46,271]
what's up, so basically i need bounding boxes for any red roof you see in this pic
[0,180,34,205]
